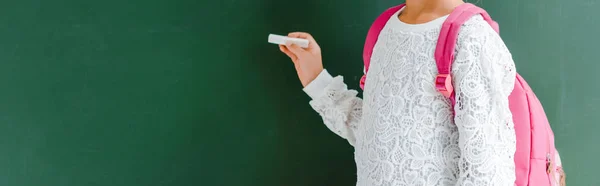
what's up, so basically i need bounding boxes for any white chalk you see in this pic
[268,34,309,48]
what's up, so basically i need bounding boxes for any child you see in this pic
[279,0,516,185]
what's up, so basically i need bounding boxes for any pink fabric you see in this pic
[362,3,559,186]
[434,3,499,105]
[509,76,532,186]
[435,3,499,75]
[360,4,405,90]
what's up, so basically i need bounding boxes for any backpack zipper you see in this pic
[546,153,552,174]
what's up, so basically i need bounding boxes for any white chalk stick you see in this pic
[268,34,309,48]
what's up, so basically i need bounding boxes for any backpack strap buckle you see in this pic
[435,74,454,98]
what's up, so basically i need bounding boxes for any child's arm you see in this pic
[452,17,517,186]
[303,69,361,146]
[279,32,361,146]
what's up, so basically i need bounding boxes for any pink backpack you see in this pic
[360,3,565,186]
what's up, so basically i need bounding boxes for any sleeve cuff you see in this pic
[303,69,333,99]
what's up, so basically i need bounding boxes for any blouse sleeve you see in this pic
[303,69,363,146]
[451,16,517,186]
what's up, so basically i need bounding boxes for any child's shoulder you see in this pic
[459,15,499,38]
[456,14,507,50]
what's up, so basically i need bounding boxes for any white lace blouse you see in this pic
[302,9,517,186]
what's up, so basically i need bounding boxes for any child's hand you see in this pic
[279,32,323,87]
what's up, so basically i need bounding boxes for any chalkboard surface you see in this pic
[0,0,596,185]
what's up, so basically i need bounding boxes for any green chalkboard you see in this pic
[0,0,597,185]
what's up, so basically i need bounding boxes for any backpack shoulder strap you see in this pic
[360,4,405,90]
[434,3,499,105]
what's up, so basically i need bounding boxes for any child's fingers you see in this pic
[288,32,319,49]
[285,43,307,56]
[288,32,311,39]
[279,45,298,62]
[279,45,294,57]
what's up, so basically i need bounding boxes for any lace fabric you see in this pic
[305,14,516,186]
